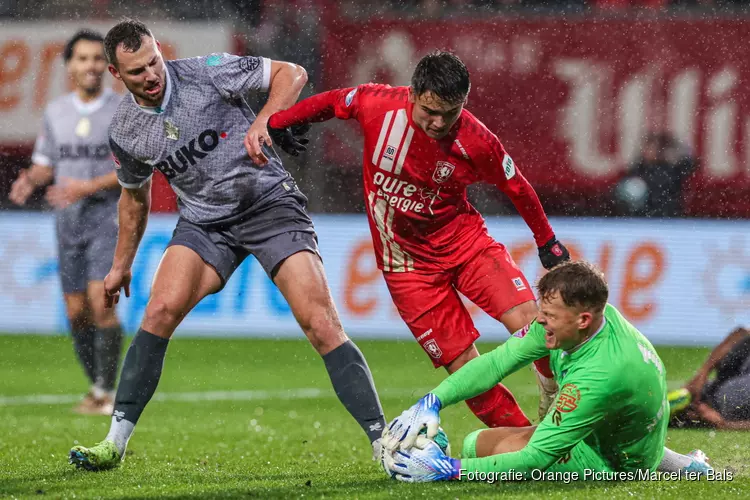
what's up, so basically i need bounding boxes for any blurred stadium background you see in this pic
[1,1,750,497]
[1,0,749,345]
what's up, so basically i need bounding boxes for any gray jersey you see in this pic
[110,54,295,226]
[32,89,122,240]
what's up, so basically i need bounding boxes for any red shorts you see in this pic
[383,242,534,368]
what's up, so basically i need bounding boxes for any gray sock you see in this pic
[113,328,169,426]
[323,340,386,443]
[71,324,96,385]
[94,325,124,392]
[105,416,135,457]
[658,447,692,472]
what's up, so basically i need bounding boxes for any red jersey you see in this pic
[270,84,554,272]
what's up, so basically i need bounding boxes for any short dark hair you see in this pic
[537,261,609,314]
[104,19,153,66]
[411,51,470,105]
[63,29,104,62]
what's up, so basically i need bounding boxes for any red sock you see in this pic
[533,355,554,379]
[465,383,531,428]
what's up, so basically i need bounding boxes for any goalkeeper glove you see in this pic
[267,122,310,157]
[383,439,460,482]
[383,393,442,452]
[538,236,570,270]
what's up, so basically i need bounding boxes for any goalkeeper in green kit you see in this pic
[381,261,712,482]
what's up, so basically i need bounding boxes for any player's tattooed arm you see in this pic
[245,61,308,165]
[104,179,152,308]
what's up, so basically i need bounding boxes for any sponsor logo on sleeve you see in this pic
[502,154,516,180]
[383,145,396,161]
[556,384,581,412]
[239,56,261,72]
[345,88,357,106]
[512,277,527,291]
[206,54,222,66]
[551,383,581,425]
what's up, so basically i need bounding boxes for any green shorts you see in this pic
[461,429,612,475]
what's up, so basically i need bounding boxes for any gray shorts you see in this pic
[167,191,319,289]
[58,228,117,294]
[704,335,750,421]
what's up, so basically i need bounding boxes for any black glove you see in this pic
[268,122,310,156]
[538,236,570,270]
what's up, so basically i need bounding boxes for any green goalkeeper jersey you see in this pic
[432,304,668,474]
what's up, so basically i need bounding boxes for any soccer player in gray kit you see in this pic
[9,30,124,416]
[69,19,386,471]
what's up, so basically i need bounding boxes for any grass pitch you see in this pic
[0,334,748,499]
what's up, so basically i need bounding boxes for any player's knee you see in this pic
[300,307,346,354]
[67,312,89,331]
[143,298,184,334]
[65,301,88,327]
[91,307,119,329]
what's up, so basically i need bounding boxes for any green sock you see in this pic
[461,429,483,459]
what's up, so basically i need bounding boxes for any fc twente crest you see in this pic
[432,161,455,184]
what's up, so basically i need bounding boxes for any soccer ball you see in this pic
[380,427,453,480]
[414,426,451,456]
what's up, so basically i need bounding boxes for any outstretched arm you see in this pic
[474,137,569,268]
[386,368,611,481]
[383,323,548,452]
[269,87,360,129]
[686,327,749,400]
[432,323,549,407]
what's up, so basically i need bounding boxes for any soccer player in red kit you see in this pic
[269,51,570,427]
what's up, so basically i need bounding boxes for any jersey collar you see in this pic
[72,88,113,115]
[132,66,173,115]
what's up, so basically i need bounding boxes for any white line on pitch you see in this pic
[0,381,685,407]
[0,387,442,407]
